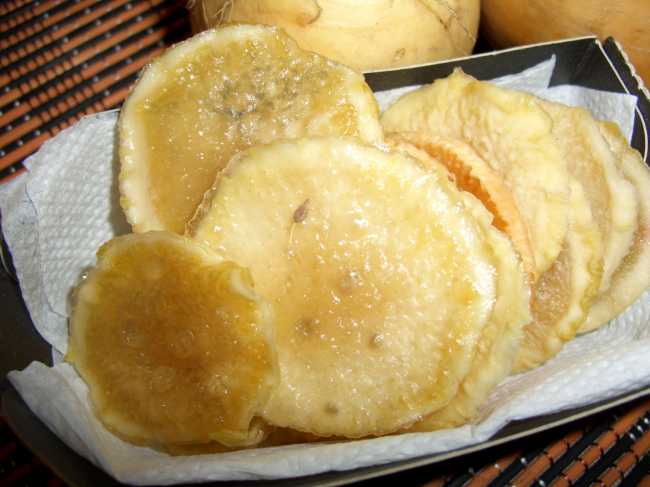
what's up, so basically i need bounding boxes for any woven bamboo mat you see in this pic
[0,0,189,182]
[418,396,650,487]
[2,1,650,486]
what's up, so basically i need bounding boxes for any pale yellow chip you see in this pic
[514,180,602,371]
[410,153,531,429]
[66,232,277,449]
[581,122,650,332]
[189,137,497,438]
[416,214,531,428]
[382,69,570,275]
[388,137,531,430]
[389,136,600,376]
[389,133,537,282]
[119,24,382,234]
[539,101,637,292]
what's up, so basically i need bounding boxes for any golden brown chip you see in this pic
[581,122,650,332]
[67,232,277,448]
[119,24,382,234]
[189,137,498,438]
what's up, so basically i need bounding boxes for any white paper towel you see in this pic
[1,111,126,354]
[2,59,650,484]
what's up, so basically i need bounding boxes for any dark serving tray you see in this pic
[2,35,650,486]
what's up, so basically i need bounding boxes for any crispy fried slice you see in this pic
[539,101,637,292]
[382,69,570,275]
[515,181,602,371]
[581,123,650,332]
[416,193,531,428]
[66,232,277,448]
[389,133,537,282]
[189,137,497,438]
[119,24,382,234]
[389,138,530,430]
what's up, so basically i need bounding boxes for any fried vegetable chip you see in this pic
[390,133,536,282]
[67,232,277,449]
[382,69,570,276]
[388,139,531,430]
[539,101,637,293]
[581,123,650,332]
[515,181,602,371]
[189,137,497,438]
[119,24,382,234]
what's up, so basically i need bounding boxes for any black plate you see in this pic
[2,36,650,486]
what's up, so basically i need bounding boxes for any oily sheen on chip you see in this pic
[387,138,531,429]
[392,133,537,282]
[66,232,277,449]
[539,100,637,294]
[581,122,650,332]
[381,71,607,371]
[188,137,500,438]
[382,68,570,278]
[119,24,382,234]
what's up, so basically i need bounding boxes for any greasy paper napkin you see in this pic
[1,59,649,484]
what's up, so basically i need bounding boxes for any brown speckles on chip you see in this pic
[295,318,319,337]
[338,269,362,294]
[324,402,339,415]
[369,333,384,348]
[119,25,382,235]
[293,198,310,223]
[189,138,498,438]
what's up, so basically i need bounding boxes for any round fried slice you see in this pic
[539,101,637,293]
[580,122,650,332]
[66,232,277,448]
[382,69,570,275]
[189,137,497,438]
[413,195,531,428]
[388,138,531,429]
[119,24,382,234]
[514,180,602,371]
[389,133,537,282]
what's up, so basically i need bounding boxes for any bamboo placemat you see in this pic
[0,0,189,182]
[419,396,650,487]
[2,1,650,486]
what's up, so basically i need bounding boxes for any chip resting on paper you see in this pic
[118,24,382,234]
[33,44,650,470]
[538,100,637,295]
[188,137,499,438]
[386,138,531,430]
[514,179,602,371]
[381,68,570,278]
[392,134,537,282]
[581,122,650,332]
[66,232,277,449]
[380,71,608,370]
